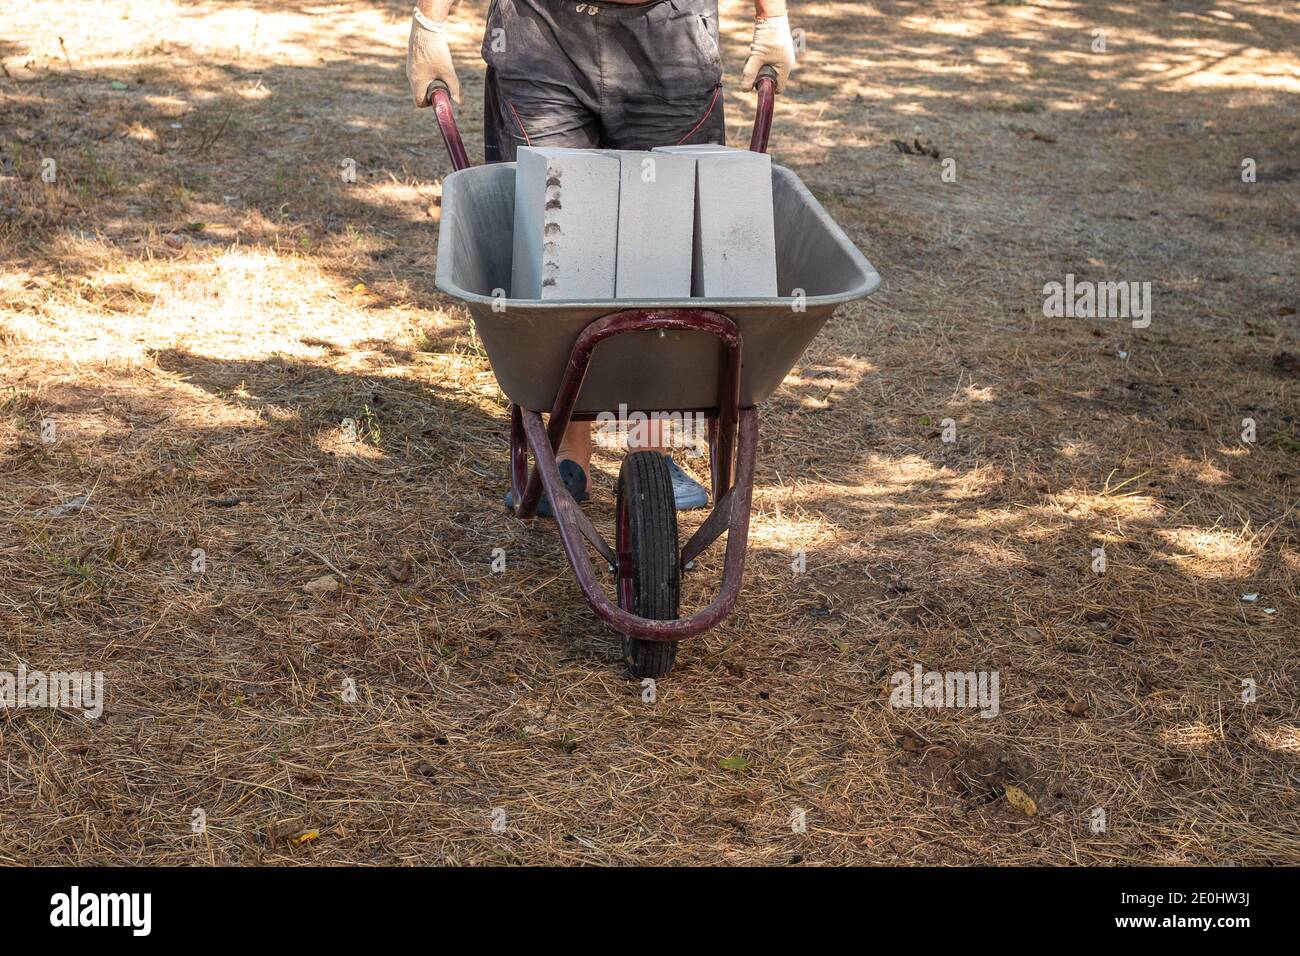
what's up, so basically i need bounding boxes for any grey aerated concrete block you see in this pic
[511,147,619,300]
[608,150,696,299]
[654,145,778,298]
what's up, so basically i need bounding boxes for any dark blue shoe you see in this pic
[663,455,709,511]
[505,459,589,518]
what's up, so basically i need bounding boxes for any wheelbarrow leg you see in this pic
[508,403,532,515]
[708,313,741,503]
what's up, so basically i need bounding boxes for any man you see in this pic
[407,0,796,514]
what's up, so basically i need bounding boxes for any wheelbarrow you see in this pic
[430,70,880,677]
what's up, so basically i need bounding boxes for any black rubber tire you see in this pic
[616,452,681,678]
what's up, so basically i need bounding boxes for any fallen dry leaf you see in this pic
[303,574,338,595]
[1004,784,1038,817]
[797,706,834,723]
[898,730,928,753]
[387,558,413,584]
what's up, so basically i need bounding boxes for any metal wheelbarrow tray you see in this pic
[427,73,880,677]
[436,162,879,412]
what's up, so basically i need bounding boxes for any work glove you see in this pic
[406,8,461,107]
[740,14,797,92]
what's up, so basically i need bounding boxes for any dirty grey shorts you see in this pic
[481,0,726,163]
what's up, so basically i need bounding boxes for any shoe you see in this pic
[505,459,589,518]
[662,454,709,511]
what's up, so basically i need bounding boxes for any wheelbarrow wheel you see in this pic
[615,452,680,678]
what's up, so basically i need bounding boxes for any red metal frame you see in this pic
[430,71,779,641]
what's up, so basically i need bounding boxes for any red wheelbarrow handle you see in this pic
[427,80,471,171]
[428,69,780,172]
[748,65,780,154]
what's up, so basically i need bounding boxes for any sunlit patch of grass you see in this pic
[1049,488,1164,521]
[1252,725,1300,754]
[1161,722,1219,750]
[1153,526,1259,579]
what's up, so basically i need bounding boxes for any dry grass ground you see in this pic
[1,0,1298,865]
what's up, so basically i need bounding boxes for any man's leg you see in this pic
[557,420,592,475]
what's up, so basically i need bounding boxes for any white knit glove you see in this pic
[406,9,460,107]
[741,15,797,92]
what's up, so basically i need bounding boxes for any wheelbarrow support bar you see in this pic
[522,405,758,641]
[512,309,742,519]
